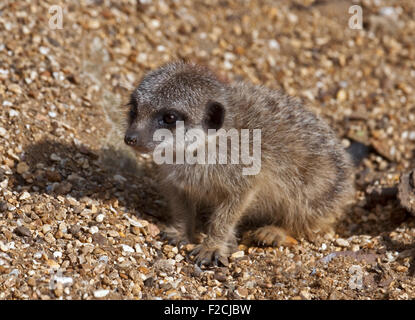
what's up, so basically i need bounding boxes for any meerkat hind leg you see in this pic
[251,225,298,247]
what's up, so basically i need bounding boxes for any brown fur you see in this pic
[125,61,355,266]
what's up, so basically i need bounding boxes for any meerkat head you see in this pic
[124,61,229,154]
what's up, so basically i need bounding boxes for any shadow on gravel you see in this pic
[381,235,415,276]
[334,139,413,239]
[12,139,169,225]
[336,197,411,239]
[334,157,415,275]
[13,139,415,268]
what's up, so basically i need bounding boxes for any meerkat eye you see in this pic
[127,96,138,124]
[129,107,137,120]
[128,106,138,125]
[157,110,183,126]
[162,113,177,125]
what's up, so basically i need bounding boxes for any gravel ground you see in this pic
[1,0,415,300]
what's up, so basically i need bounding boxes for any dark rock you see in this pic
[398,170,415,216]
[214,272,227,282]
[54,181,72,194]
[0,201,8,212]
[345,140,371,166]
[69,225,81,237]
[143,277,155,287]
[192,265,203,278]
[92,233,108,246]
[45,170,62,182]
[366,185,398,205]
[14,226,31,237]
[47,37,61,47]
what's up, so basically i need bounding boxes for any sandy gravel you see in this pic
[0,0,415,300]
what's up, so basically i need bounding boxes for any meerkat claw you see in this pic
[189,246,201,258]
[190,245,227,267]
[176,239,188,248]
[160,230,189,248]
[159,231,168,241]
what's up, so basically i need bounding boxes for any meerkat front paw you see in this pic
[159,226,189,247]
[189,243,229,267]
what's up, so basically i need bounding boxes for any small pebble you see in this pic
[0,127,7,137]
[93,289,109,298]
[236,288,248,298]
[19,191,31,200]
[121,244,135,253]
[335,238,349,247]
[42,225,52,234]
[9,109,19,117]
[300,290,312,300]
[50,153,61,161]
[89,226,99,234]
[16,162,30,174]
[231,250,245,259]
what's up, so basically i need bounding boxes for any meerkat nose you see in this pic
[124,133,138,146]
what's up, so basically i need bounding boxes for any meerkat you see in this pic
[124,61,354,266]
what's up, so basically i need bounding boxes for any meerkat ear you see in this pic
[204,101,225,130]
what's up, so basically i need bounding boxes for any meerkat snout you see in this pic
[124,130,138,146]
[125,61,354,267]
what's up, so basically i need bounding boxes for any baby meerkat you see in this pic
[124,61,354,266]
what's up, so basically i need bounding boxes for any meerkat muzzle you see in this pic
[124,132,138,146]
